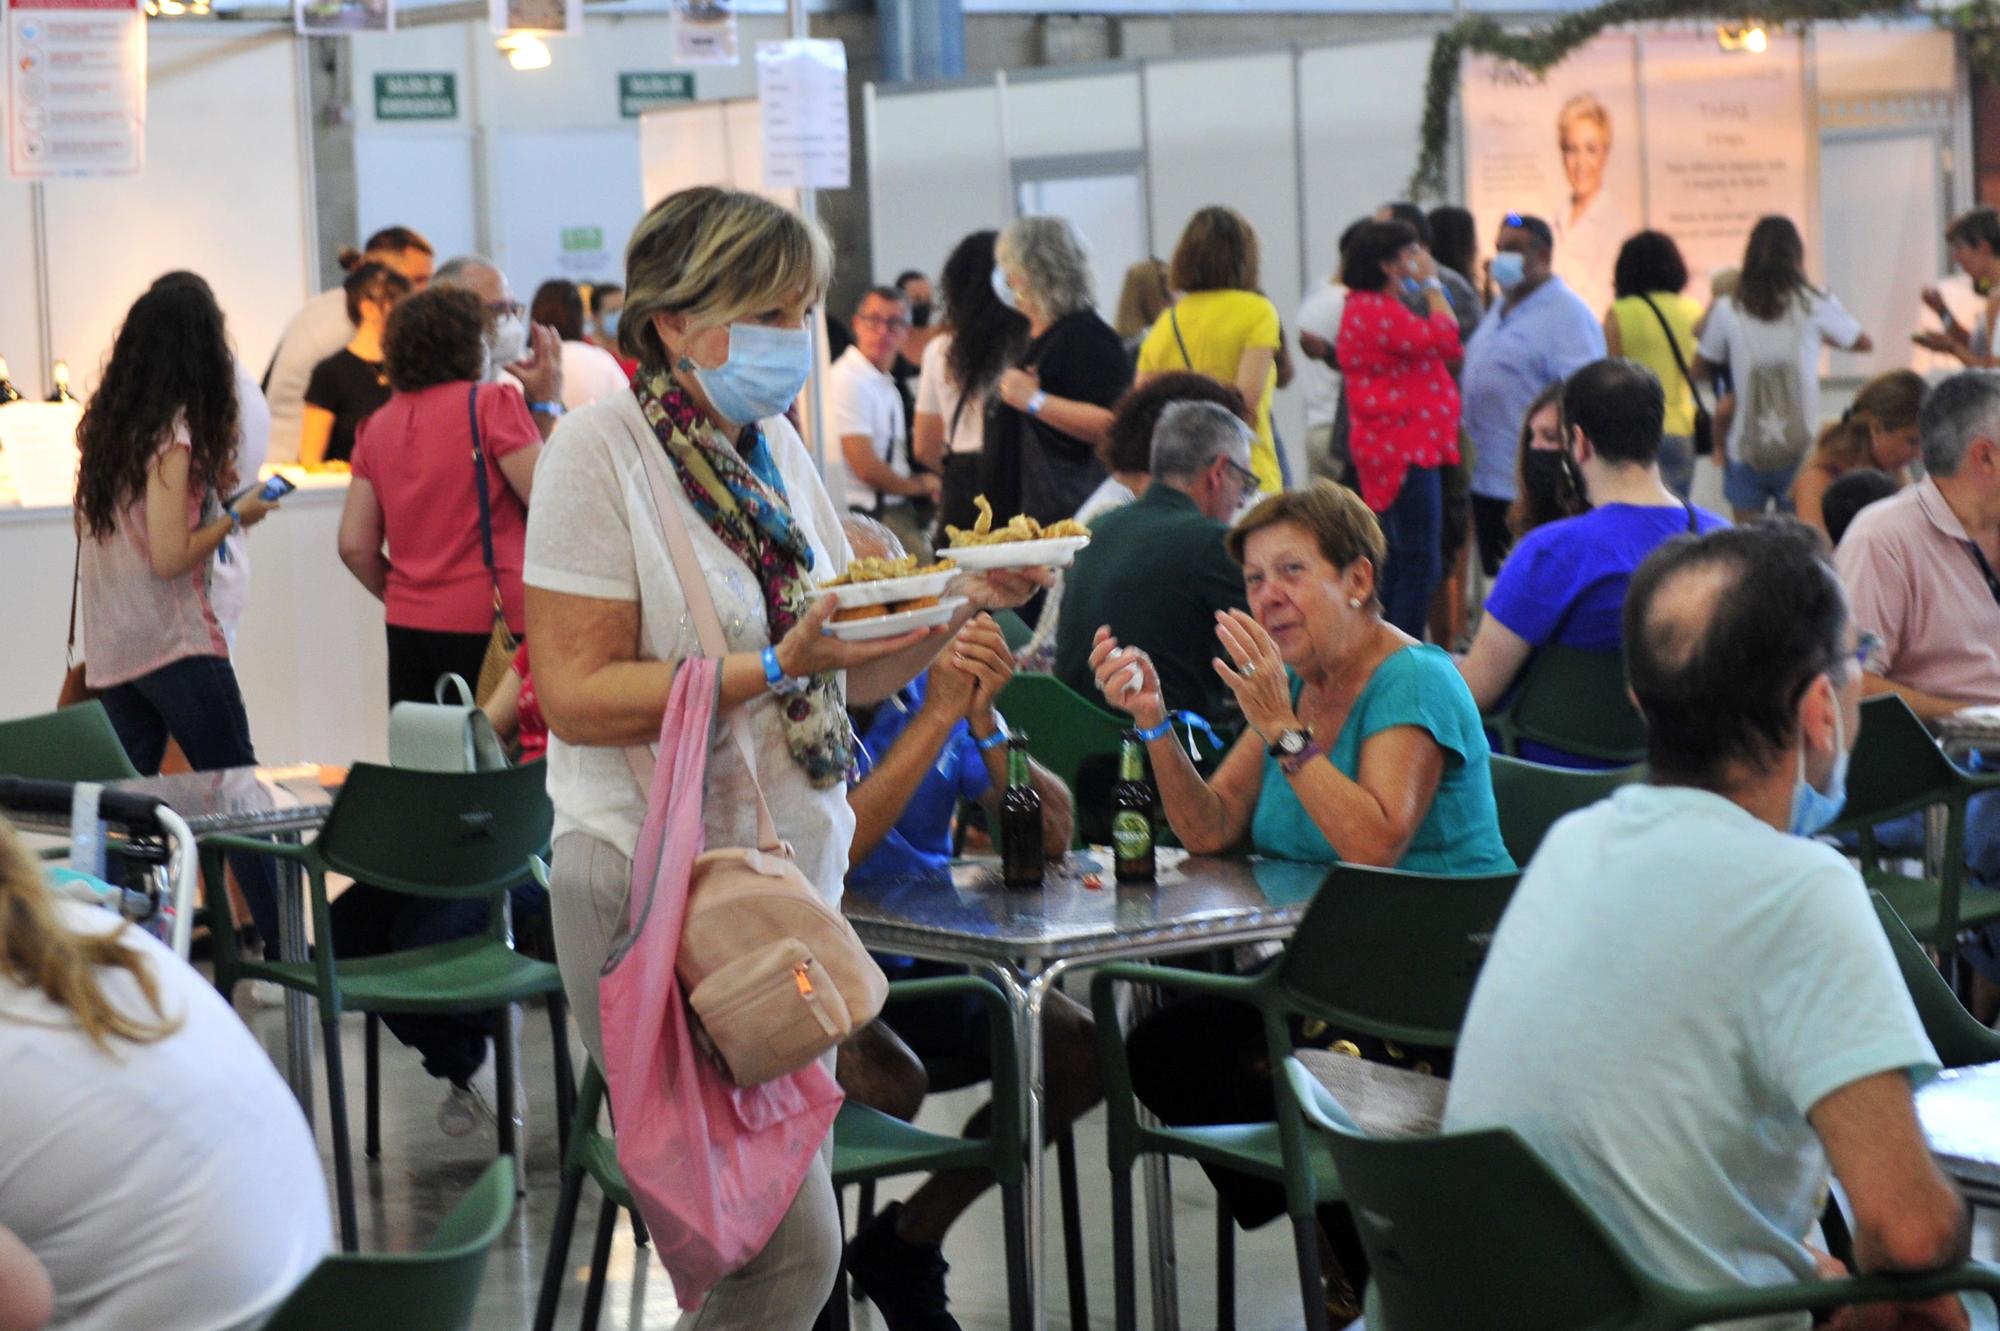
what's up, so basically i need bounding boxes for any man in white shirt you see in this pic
[1295,264,1349,484]
[262,226,433,464]
[830,286,938,557]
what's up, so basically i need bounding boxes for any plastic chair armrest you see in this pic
[1281,1056,1365,1136]
[1089,961,1261,1005]
[1672,1261,2000,1327]
[529,854,550,890]
[199,832,316,863]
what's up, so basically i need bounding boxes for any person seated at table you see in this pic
[1504,381,1589,542]
[1791,369,1924,540]
[1447,521,1988,1331]
[831,517,1089,1331]
[1823,467,1898,548]
[0,816,331,1330]
[1055,401,1258,722]
[1085,479,1512,1320]
[1454,358,1728,766]
[1835,369,2000,1016]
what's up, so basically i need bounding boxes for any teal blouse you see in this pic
[1249,644,1514,874]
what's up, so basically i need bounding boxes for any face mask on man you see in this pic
[488,312,529,369]
[1788,693,1851,837]
[1490,251,1527,293]
[682,322,814,425]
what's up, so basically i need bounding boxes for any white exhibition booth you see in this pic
[0,13,1978,770]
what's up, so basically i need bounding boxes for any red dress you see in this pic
[1335,289,1463,514]
[510,642,549,765]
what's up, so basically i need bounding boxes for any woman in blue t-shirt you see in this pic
[1085,478,1512,875]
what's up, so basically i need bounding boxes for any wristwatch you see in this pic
[1268,728,1314,762]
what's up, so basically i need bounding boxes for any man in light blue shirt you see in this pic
[1460,213,1605,575]
[1447,523,1982,1331]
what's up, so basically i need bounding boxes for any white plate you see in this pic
[941,535,1090,571]
[817,567,958,610]
[825,596,967,641]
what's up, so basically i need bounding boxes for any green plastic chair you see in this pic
[262,1157,515,1331]
[0,701,142,782]
[1488,754,1643,867]
[993,609,1036,653]
[1280,1058,2000,1330]
[200,762,572,1253]
[1872,890,2000,1070]
[995,673,1134,848]
[1090,862,1520,1331]
[1482,644,1647,766]
[534,976,1031,1331]
[1826,695,2000,969]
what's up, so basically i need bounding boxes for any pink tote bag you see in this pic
[597,655,844,1309]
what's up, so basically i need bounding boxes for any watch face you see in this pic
[1277,730,1308,756]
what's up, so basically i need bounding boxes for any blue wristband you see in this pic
[761,645,783,686]
[977,721,1011,753]
[1135,717,1175,744]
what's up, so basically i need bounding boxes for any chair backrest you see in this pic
[992,609,1035,653]
[1272,863,1520,1048]
[261,1157,515,1331]
[1486,645,1646,766]
[1488,755,1641,867]
[994,673,1131,847]
[0,702,140,782]
[1871,891,2000,1070]
[1834,695,1960,828]
[1309,1103,1650,1330]
[316,762,554,898]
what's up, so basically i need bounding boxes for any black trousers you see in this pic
[1470,493,1515,578]
[386,624,493,708]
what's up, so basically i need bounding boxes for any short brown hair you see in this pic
[1169,206,1260,294]
[384,285,487,393]
[1226,480,1386,588]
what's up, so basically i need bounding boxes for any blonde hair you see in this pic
[1225,480,1387,604]
[1804,369,1926,475]
[1114,259,1171,340]
[1558,93,1612,143]
[0,818,180,1052]
[619,186,833,371]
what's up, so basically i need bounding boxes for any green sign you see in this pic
[561,226,605,255]
[619,72,695,118]
[374,73,457,122]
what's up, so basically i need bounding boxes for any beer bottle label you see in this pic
[1112,811,1152,860]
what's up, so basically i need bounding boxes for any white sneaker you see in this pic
[438,1054,499,1138]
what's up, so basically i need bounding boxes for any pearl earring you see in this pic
[1348,596,1362,609]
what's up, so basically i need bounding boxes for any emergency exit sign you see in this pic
[619,72,694,118]
[374,73,456,122]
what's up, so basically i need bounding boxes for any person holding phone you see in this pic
[75,275,288,957]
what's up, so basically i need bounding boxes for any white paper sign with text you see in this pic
[7,0,145,180]
[756,39,848,191]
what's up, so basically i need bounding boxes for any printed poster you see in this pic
[490,0,576,38]
[672,0,735,66]
[6,0,145,180]
[294,0,391,35]
[756,38,848,191]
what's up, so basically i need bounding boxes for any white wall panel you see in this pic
[492,127,645,295]
[354,131,478,269]
[41,28,310,390]
[869,83,1007,287]
[1816,26,1955,98]
[1143,51,1304,480]
[1297,37,1434,289]
[0,179,43,398]
[1821,134,1944,381]
[1005,70,1142,160]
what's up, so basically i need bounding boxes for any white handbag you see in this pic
[389,673,511,773]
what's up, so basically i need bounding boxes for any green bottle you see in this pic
[1112,728,1156,883]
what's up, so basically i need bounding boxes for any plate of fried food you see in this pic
[826,596,969,641]
[942,497,1092,570]
[820,554,967,640]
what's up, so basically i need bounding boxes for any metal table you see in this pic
[10,762,341,1118]
[844,851,1330,1331]
[1921,1063,2000,1207]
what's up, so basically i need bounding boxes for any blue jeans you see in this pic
[98,653,280,947]
[1723,457,1797,514]
[1380,465,1442,638]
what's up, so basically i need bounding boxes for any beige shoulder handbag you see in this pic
[621,412,886,1088]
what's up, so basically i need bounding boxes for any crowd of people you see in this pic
[13,176,2000,1331]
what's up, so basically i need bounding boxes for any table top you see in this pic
[842,850,1331,965]
[1939,706,2000,749]
[3,763,343,838]
[1920,1063,2000,1197]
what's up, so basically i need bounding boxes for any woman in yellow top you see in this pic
[1789,369,1924,539]
[1135,206,1283,493]
[1603,230,1704,500]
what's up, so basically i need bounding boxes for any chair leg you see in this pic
[630,1210,649,1249]
[1216,1202,1237,1331]
[494,1003,520,1165]
[579,1194,618,1331]
[1111,1166,1137,1331]
[1292,1211,1331,1331]
[1001,1181,1032,1331]
[363,1014,382,1162]
[1056,1131,1088,1331]
[532,1165,587,1331]
[849,1181,876,1302]
[322,1015,359,1251]
[547,994,576,1159]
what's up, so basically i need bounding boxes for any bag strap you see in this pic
[65,534,81,667]
[467,384,504,615]
[1635,294,1707,412]
[1169,307,1194,371]
[435,672,476,707]
[945,389,971,453]
[619,407,782,850]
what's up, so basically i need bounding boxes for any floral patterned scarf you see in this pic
[635,371,852,788]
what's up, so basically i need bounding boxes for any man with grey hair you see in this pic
[1056,400,1256,720]
[1835,368,2000,1010]
[434,255,566,438]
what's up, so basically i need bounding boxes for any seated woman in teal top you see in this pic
[1085,478,1512,876]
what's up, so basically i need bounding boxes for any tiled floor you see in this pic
[245,996,1313,1331]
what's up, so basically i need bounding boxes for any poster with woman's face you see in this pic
[1464,35,1642,317]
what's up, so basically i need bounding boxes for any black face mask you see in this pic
[1523,449,1585,507]
[909,302,933,328]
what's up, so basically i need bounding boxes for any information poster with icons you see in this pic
[6,0,146,180]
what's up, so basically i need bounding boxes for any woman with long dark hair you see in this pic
[1694,215,1872,521]
[1427,205,1480,293]
[912,229,1028,536]
[75,277,285,954]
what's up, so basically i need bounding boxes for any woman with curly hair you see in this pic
[75,274,285,952]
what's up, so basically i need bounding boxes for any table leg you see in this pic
[276,831,315,1126]
[986,961,1061,1331]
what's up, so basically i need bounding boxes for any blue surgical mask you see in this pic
[1490,251,1527,293]
[683,322,812,426]
[599,309,620,337]
[1788,699,1850,837]
[991,265,1019,310]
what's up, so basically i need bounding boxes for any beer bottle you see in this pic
[1000,732,1045,889]
[1112,728,1156,883]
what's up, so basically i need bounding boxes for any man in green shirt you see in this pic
[1056,400,1258,722]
